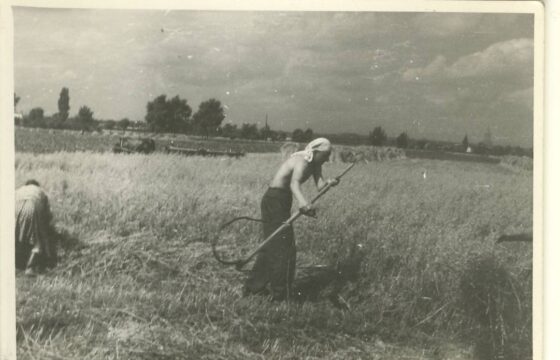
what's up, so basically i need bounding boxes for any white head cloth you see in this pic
[291,137,332,162]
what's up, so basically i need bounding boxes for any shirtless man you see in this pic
[244,138,338,300]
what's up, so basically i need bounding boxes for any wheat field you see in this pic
[14,149,532,359]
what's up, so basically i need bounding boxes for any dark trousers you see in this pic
[244,187,296,300]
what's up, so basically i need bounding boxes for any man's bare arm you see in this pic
[313,165,328,191]
[290,160,310,208]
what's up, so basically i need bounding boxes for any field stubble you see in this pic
[14,151,532,359]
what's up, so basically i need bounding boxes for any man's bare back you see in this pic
[270,153,329,210]
[270,156,315,189]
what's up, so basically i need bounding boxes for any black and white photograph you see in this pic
[1,1,547,359]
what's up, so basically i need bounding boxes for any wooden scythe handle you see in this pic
[212,162,356,270]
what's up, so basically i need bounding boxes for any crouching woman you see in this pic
[15,180,57,276]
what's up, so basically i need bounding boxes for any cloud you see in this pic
[14,9,535,146]
[402,55,447,81]
[402,38,533,82]
[423,90,457,106]
[501,87,533,109]
[412,13,484,38]
[61,69,78,80]
[446,38,533,79]
[412,13,532,40]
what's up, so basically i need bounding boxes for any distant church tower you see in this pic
[483,126,493,147]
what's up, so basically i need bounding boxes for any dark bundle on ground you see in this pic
[496,233,532,243]
[112,137,156,154]
[292,243,366,309]
[459,254,531,360]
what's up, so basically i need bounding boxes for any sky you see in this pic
[14,8,534,147]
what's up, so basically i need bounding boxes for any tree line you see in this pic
[13,88,316,142]
[14,87,531,157]
[14,88,97,131]
[365,127,531,158]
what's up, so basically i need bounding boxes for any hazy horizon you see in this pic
[14,8,534,147]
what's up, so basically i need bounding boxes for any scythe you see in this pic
[212,162,355,271]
